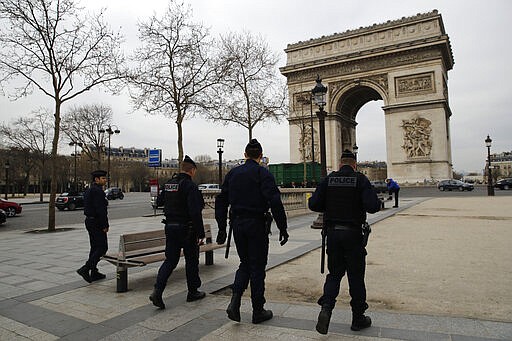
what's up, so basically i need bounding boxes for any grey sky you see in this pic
[1,0,510,173]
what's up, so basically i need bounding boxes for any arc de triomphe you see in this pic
[280,10,454,183]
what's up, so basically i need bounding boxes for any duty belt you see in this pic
[331,224,359,231]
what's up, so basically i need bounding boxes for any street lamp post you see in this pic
[4,161,9,200]
[309,96,316,185]
[311,75,328,229]
[99,125,120,189]
[69,141,82,192]
[485,135,495,196]
[312,75,328,178]
[217,138,225,186]
[353,144,359,162]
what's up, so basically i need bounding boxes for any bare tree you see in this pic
[0,108,53,200]
[129,0,221,165]
[0,0,126,231]
[206,31,287,140]
[62,104,113,169]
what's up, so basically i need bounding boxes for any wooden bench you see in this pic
[102,224,224,292]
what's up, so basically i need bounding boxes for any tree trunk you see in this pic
[176,115,184,165]
[48,100,61,232]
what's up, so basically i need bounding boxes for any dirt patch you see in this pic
[261,197,512,322]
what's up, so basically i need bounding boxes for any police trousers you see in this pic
[85,217,108,270]
[155,224,201,293]
[318,228,368,315]
[232,217,269,311]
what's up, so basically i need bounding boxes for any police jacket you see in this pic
[308,165,381,227]
[215,159,287,232]
[157,173,205,239]
[83,183,109,228]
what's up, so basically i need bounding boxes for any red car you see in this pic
[0,198,22,217]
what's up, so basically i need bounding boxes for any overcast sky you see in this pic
[1,0,511,173]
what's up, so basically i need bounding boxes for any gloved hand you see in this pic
[279,229,289,246]
[216,229,227,245]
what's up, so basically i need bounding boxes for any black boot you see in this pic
[149,288,165,309]
[315,307,332,335]
[90,269,106,281]
[252,308,273,324]
[226,292,242,322]
[76,265,92,283]
[186,290,206,302]
[351,314,372,331]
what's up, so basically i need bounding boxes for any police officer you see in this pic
[309,150,381,334]
[215,139,289,324]
[149,155,206,309]
[77,170,109,283]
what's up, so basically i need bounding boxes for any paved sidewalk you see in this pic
[0,197,510,340]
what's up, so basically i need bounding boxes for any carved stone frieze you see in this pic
[395,72,434,97]
[401,116,432,158]
[285,48,442,85]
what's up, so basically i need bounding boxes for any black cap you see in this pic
[341,149,356,160]
[91,169,107,178]
[183,155,197,168]
[245,138,263,154]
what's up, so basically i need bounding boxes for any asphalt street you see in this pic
[1,185,511,232]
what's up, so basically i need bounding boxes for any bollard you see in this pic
[117,266,128,293]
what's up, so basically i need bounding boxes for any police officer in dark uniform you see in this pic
[149,155,206,309]
[309,150,381,334]
[215,139,289,324]
[77,170,109,283]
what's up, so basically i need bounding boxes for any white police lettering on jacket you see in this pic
[164,183,179,192]
[328,176,357,187]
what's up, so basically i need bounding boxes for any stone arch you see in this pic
[280,10,454,182]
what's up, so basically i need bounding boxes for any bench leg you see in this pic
[205,250,213,266]
[117,266,128,293]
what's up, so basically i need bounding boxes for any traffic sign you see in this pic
[148,149,162,167]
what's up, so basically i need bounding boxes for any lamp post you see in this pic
[485,135,494,196]
[69,141,82,192]
[217,138,225,186]
[4,161,9,200]
[353,144,359,162]
[99,125,120,188]
[312,75,328,178]
[311,75,328,229]
[310,95,316,184]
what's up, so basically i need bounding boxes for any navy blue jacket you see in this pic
[84,183,109,228]
[215,159,287,232]
[309,165,381,225]
[157,173,205,239]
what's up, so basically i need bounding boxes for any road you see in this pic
[1,186,510,232]
[1,192,159,232]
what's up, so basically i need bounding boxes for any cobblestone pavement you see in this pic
[0,197,511,340]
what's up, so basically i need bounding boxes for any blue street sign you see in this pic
[148,149,162,167]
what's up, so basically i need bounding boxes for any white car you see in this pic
[198,184,219,190]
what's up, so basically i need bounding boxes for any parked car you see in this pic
[437,179,474,191]
[370,180,388,193]
[0,209,6,225]
[198,184,219,191]
[0,198,22,217]
[55,192,84,211]
[494,178,512,190]
[105,187,124,200]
